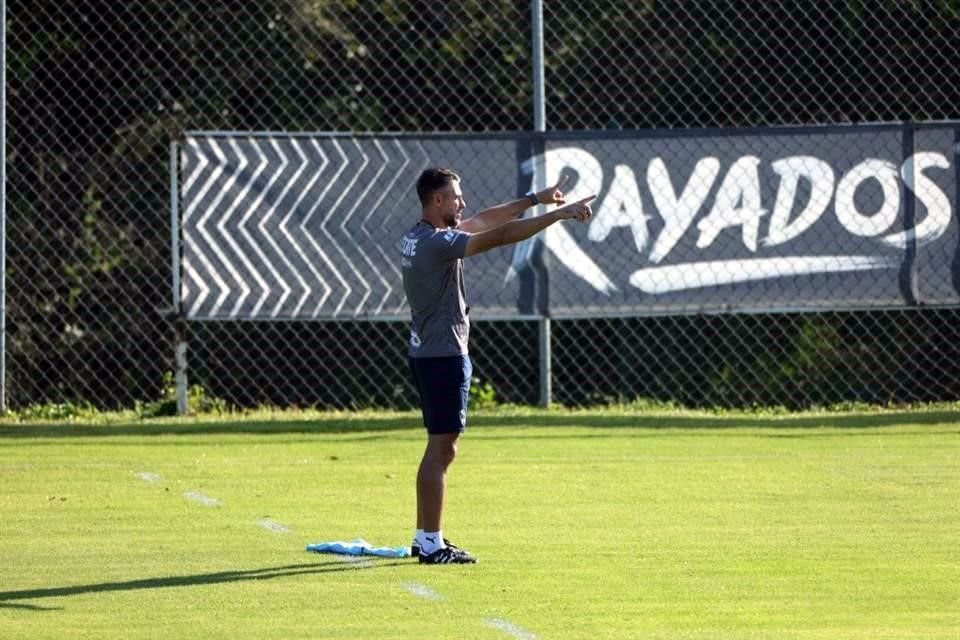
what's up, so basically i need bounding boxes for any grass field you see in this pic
[1,407,959,639]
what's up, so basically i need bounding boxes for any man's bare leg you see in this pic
[416,433,459,533]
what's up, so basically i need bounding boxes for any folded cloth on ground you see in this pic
[306,538,411,558]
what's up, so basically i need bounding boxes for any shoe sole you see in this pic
[418,554,477,564]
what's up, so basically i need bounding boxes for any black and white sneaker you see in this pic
[418,545,477,564]
[411,538,460,559]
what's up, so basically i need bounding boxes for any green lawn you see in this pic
[1,408,958,639]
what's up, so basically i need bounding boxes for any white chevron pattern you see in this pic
[181,134,426,319]
[362,139,409,314]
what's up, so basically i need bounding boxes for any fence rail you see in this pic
[6,0,960,412]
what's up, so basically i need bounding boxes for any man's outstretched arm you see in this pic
[464,195,595,257]
[458,175,569,234]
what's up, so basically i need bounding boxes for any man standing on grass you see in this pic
[400,167,594,564]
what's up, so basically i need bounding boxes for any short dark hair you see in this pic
[416,168,460,206]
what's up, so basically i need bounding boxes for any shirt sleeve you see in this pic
[421,228,470,265]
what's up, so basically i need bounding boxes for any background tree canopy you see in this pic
[6,0,960,410]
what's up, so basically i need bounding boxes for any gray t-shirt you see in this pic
[400,221,471,357]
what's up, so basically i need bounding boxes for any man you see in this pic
[400,167,594,564]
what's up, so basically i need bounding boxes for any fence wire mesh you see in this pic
[6,0,960,412]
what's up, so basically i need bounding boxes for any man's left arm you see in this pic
[458,175,569,233]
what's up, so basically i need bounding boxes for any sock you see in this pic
[416,530,444,555]
[412,529,424,547]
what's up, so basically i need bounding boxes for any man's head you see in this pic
[417,168,465,228]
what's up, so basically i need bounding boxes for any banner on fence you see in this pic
[179,123,959,320]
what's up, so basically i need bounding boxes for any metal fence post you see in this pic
[174,318,188,416]
[170,140,188,415]
[531,0,551,408]
[1,0,7,413]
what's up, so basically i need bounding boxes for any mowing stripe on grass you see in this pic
[256,518,292,534]
[139,471,388,576]
[485,617,538,640]
[183,491,222,507]
[402,581,443,601]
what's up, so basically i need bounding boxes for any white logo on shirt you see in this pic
[443,230,456,244]
[410,331,421,348]
[400,236,419,257]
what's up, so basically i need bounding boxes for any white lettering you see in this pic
[835,159,900,237]
[588,164,650,252]
[696,156,767,252]
[539,147,604,197]
[630,255,899,294]
[400,236,418,257]
[882,152,952,249]
[648,157,720,263]
[765,156,835,246]
[520,147,616,294]
[513,145,954,297]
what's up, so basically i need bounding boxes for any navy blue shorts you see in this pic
[408,355,472,434]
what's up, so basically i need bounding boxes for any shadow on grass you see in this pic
[0,559,407,610]
[0,416,418,439]
[0,409,958,440]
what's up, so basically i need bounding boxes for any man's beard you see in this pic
[443,211,459,227]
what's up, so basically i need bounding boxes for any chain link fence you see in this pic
[6,0,960,412]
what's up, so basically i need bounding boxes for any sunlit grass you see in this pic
[1,408,958,638]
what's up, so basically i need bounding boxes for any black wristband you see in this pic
[524,191,539,207]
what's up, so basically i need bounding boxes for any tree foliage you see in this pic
[5,0,960,408]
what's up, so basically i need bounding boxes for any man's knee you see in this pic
[425,434,459,466]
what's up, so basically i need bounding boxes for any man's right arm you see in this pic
[464,195,595,257]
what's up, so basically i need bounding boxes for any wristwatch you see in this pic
[524,191,539,206]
